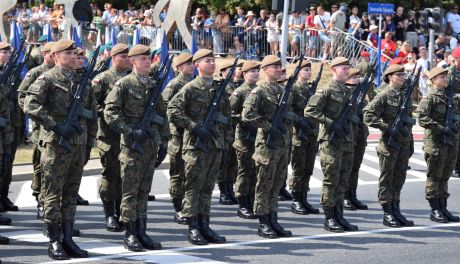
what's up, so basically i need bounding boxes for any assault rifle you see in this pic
[297,63,323,141]
[194,56,239,152]
[442,69,460,146]
[265,54,304,148]
[8,45,33,109]
[131,55,173,154]
[355,61,379,121]
[387,67,421,150]
[89,57,111,79]
[57,45,101,151]
[0,37,25,89]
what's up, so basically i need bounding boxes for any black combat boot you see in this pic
[76,194,89,206]
[198,214,226,243]
[350,190,368,210]
[237,196,256,219]
[0,234,8,245]
[323,206,344,233]
[148,195,156,201]
[61,222,88,258]
[218,182,232,205]
[103,201,122,232]
[428,199,448,223]
[439,198,460,222]
[278,182,292,201]
[302,191,320,214]
[0,213,12,225]
[343,191,356,211]
[257,214,278,239]
[382,203,401,228]
[392,201,414,226]
[268,212,292,237]
[136,218,162,250]
[1,185,18,211]
[291,192,308,215]
[227,182,238,204]
[334,203,358,231]
[187,216,208,245]
[0,200,5,212]
[47,222,68,260]
[123,221,144,251]
[172,198,188,225]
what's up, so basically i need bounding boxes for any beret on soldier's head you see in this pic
[261,55,281,68]
[0,42,11,51]
[241,61,260,72]
[428,67,448,80]
[38,35,48,42]
[174,53,193,67]
[51,39,76,54]
[452,48,460,59]
[41,41,55,53]
[128,44,150,57]
[330,56,350,68]
[348,68,360,79]
[192,49,214,62]
[218,59,244,71]
[76,48,85,56]
[384,64,405,78]
[111,43,129,57]
[299,59,311,69]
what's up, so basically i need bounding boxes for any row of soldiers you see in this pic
[0,36,459,261]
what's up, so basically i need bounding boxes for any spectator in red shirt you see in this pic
[305,6,318,58]
[396,41,413,63]
[381,32,396,60]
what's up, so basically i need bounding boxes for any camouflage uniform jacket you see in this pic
[304,79,354,142]
[92,68,130,141]
[104,72,170,148]
[230,81,257,152]
[24,66,97,146]
[167,76,232,150]
[291,80,319,146]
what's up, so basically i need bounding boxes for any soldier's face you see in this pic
[244,69,259,84]
[43,52,55,65]
[178,61,195,75]
[332,65,350,82]
[113,54,132,70]
[346,75,360,86]
[0,49,11,64]
[299,67,311,81]
[433,74,448,88]
[55,49,77,69]
[75,55,85,69]
[264,64,282,82]
[130,55,151,75]
[196,57,216,77]
[389,72,406,87]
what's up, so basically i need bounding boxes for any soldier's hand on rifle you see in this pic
[155,144,168,168]
[330,123,346,138]
[192,124,211,141]
[131,129,149,143]
[52,124,75,138]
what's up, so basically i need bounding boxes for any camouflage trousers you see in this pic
[168,135,185,200]
[181,147,222,217]
[347,128,368,196]
[289,136,318,193]
[41,143,85,224]
[2,125,22,196]
[97,138,121,203]
[30,144,44,205]
[424,143,458,200]
[377,143,410,205]
[234,144,256,199]
[218,142,237,184]
[253,144,289,216]
[319,140,354,207]
[119,143,158,223]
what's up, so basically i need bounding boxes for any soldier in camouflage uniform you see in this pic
[230,61,260,219]
[364,64,414,228]
[162,53,195,225]
[242,55,293,239]
[24,39,96,260]
[343,69,369,211]
[17,41,55,219]
[92,44,132,232]
[289,60,320,215]
[217,60,243,205]
[417,67,460,223]
[356,51,376,101]
[168,49,230,245]
[305,57,358,233]
[26,35,48,70]
[104,45,169,252]
[0,52,13,244]
[449,48,460,177]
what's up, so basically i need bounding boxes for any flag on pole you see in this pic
[111,27,117,46]
[46,24,53,41]
[160,31,174,90]
[11,22,28,79]
[132,26,140,46]
[191,30,198,77]
[71,26,82,48]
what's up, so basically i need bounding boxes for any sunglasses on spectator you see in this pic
[393,73,406,77]
[332,6,338,9]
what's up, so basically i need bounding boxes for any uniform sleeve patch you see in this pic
[93,78,101,83]
[232,91,239,96]
[37,75,45,80]
[250,89,258,94]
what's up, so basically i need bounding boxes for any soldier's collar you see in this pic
[135,73,150,84]
[245,81,257,87]
[199,76,214,85]
[431,87,445,95]
[58,67,74,78]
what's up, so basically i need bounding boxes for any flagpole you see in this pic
[280,0,290,66]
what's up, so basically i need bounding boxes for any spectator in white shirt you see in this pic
[416,47,430,96]
[349,6,361,25]
[288,11,304,57]
[314,5,331,59]
[446,5,460,38]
